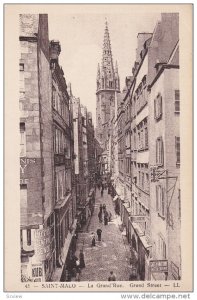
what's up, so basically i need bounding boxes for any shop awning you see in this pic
[131,221,144,236]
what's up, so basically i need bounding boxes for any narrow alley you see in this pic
[74,188,131,281]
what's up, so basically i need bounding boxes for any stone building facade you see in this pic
[20,14,55,282]
[50,40,77,281]
[72,96,96,227]
[102,14,180,281]
[20,14,77,282]
[148,14,180,280]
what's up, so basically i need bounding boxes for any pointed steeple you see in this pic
[101,20,114,88]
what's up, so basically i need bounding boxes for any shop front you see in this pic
[52,193,77,281]
[130,217,152,281]
[21,223,55,282]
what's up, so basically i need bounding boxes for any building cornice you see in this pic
[148,64,179,90]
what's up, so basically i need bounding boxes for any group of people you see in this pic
[90,227,102,246]
[98,203,112,225]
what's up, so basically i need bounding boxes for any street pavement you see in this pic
[74,188,131,281]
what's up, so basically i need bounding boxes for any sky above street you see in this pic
[48,10,161,124]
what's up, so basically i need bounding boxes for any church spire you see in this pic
[100,20,115,89]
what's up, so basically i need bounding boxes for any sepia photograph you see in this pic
[4,3,193,293]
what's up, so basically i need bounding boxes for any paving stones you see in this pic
[74,188,131,281]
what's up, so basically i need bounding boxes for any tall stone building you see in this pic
[111,13,180,281]
[20,14,77,282]
[96,21,120,152]
[49,40,77,281]
[19,14,55,282]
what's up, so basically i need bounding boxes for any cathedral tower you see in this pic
[96,21,120,149]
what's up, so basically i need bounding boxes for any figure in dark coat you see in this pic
[79,249,85,268]
[91,233,96,247]
[98,211,102,223]
[108,271,116,281]
[104,210,109,225]
[96,228,102,241]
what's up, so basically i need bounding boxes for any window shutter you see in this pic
[161,138,164,165]
[154,98,156,119]
[161,187,165,216]
[156,185,158,211]
[160,95,162,117]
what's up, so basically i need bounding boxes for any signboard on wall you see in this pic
[150,260,168,273]
[20,157,41,179]
[130,216,146,222]
[31,263,43,282]
[34,228,51,261]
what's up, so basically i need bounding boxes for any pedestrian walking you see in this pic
[79,249,85,268]
[96,228,102,241]
[108,271,116,281]
[102,203,106,211]
[91,233,96,247]
[101,188,104,197]
[75,259,81,281]
[99,204,103,212]
[104,210,109,225]
[98,210,103,223]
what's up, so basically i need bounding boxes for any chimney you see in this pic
[136,33,152,63]
[50,40,61,62]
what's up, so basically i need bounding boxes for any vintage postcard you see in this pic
[4,3,193,293]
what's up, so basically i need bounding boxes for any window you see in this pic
[27,229,31,246]
[156,185,165,217]
[56,169,66,201]
[20,123,26,157]
[19,63,24,71]
[158,235,166,259]
[175,136,180,165]
[145,127,148,149]
[154,93,162,120]
[138,132,141,149]
[156,137,164,166]
[175,90,180,113]
[142,172,144,189]
[146,173,149,192]
[109,81,113,88]
[52,87,56,108]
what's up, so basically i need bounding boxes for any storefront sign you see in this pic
[20,158,36,175]
[150,260,168,273]
[171,261,180,279]
[34,228,51,261]
[32,264,43,282]
[130,216,146,222]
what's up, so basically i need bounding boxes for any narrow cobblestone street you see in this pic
[74,188,131,281]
